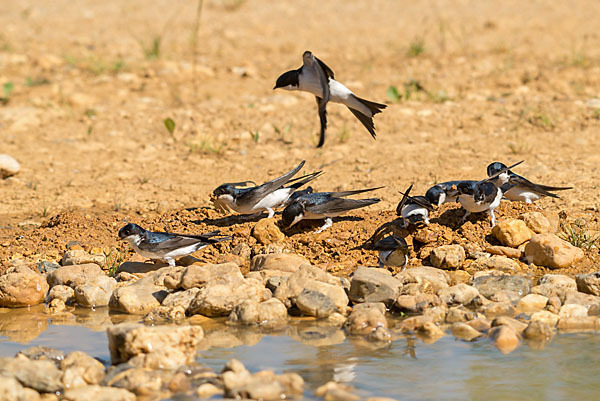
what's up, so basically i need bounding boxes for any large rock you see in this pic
[0,357,62,392]
[472,275,531,299]
[492,219,532,247]
[62,249,106,268]
[104,366,174,396]
[558,304,588,319]
[109,280,166,315]
[296,289,338,318]
[344,304,387,335]
[62,385,136,401]
[188,277,269,317]
[488,325,520,354]
[429,245,465,269]
[161,288,200,310]
[524,234,584,269]
[222,359,304,401]
[523,320,554,341]
[252,218,285,244]
[437,284,479,306]
[228,298,288,325]
[531,310,560,327]
[274,265,348,312]
[516,294,548,314]
[469,255,520,272]
[47,263,105,288]
[532,274,577,300]
[250,253,310,273]
[520,212,552,234]
[0,154,20,178]
[74,276,116,307]
[485,245,522,259]
[107,323,204,368]
[395,266,449,293]
[61,351,105,389]
[395,293,444,315]
[348,267,401,306]
[165,262,242,290]
[0,265,49,307]
[563,291,600,308]
[47,285,75,303]
[576,272,600,296]
[451,322,482,341]
[0,375,29,401]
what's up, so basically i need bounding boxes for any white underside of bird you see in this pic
[216,188,294,218]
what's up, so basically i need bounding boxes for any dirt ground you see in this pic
[1,0,599,275]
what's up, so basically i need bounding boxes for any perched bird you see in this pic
[274,51,387,147]
[396,184,435,227]
[118,223,230,266]
[425,180,477,206]
[486,162,572,203]
[372,235,410,270]
[212,161,322,218]
[281,187,383,233]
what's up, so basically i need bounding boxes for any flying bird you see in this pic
[274,51,387,147]
[118,223,230,266]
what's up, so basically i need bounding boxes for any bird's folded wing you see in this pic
[237,161,306,205]
[307,197,379,215]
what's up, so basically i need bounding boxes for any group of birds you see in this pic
[118,157,571,269]
[117,51,572,269]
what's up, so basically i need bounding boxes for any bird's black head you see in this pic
[281,200,305,228]
[213,184,236,198]
[425,185,445,206]
[487,162,508,177]
[118,223,144,239]
[273,70,300,90]
[474,182,496,202]
[457,181,476,195]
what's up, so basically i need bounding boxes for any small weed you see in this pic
[64,55,125,75]
[560,218,600,250]
[84,109,97,119]
[105,242,130,276]
[140,36,162,60]
[508,141,532,155]
[112,198,123,212]
[250,130,259,143]
[0,82,14,104]
[407,37,425,57]
[41,203,50,218]
[338,126,350,143]
[164,117,176,141]
[25,77,50,87]
[137,176,150,185]
[274,122,293,144]
[188,137,227,154]
[26,181,38,191]
[403,79,427,101]
[87,126,93,136]
[386,85,401,103]
[528,112,554,130]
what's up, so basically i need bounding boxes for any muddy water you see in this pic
[1,307,600,400]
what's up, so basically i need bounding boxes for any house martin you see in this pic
[212,161,322,218]
[486,161,572,203]
[281,187,383,233]
[396,184,435,228]
[425,180,477,206]
[456,161,523,227]
[372,235,410,270]
[274,51,387,147]
[118,223,230,266]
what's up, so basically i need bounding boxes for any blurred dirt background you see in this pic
[1,0,599,271]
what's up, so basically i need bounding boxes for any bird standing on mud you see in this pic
[118,223,230,266]
[274,51,387,147]
[212,161,321,218]
[486,161,572,203]
[281,187,382,233]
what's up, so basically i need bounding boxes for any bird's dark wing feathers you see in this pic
[307,197,380,215]
[511,175,570,197]
[237,161,305,205]
[314,56,335,79]
[328,186,384,199]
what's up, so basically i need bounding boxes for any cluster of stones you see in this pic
[0,209,597,398]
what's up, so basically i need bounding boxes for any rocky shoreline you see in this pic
[1,203,599,399]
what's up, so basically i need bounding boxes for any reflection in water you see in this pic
[1,308,600,400]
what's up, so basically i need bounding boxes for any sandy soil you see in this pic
[1,0,599,273]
